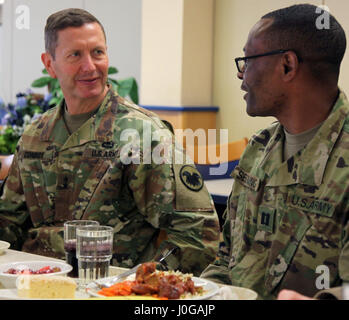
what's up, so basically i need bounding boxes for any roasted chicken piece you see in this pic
[130,262,200,299]
[135,262,156,283]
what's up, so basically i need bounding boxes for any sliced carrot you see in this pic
[98,281,134,296]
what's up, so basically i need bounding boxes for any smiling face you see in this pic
[238,19,286,118]
[42,22,109,111]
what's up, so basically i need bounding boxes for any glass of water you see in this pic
[63,220,100,278]
[76,225,113,287]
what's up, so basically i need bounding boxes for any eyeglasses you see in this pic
[235,49,291,73]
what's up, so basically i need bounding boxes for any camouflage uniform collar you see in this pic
[40,99,65,142]
[297,90,348,186]
[260,90,349,187]
[40,88,117,143]
[93,88,119,142]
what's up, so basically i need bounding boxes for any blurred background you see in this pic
[0,0,348,142]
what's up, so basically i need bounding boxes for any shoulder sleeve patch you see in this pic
[179,165,203,191]
[173,164,213,211]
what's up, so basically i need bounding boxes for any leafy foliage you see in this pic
[31,67,139,105]
[0,66,139,154]
[0,91,51,154]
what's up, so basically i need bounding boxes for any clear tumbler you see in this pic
[76,225,113,286]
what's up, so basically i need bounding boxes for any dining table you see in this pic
[0,248,128,290]
[0,247,257,300]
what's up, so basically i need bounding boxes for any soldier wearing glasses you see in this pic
[201,4,349,299]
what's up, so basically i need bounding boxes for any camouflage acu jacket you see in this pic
[0,89,220,276]
[201,91,349,299]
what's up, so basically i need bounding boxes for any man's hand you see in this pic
[277,289,313,300]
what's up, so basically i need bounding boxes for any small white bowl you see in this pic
[0,241,10,255]
[0,260,72,289]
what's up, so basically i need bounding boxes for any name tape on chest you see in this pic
[23,151,44,159]
[91,150,118,158]
[288,194,334,217]
[83,146,120,159]
[232,166,260,191]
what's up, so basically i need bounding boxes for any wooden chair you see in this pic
[0,154,14,181]
[189,137,248,180]
[188,138,248,230]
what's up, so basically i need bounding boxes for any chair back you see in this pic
[0,155,14,181]
[190,138,248,180]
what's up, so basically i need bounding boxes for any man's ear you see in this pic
[281,51,299,81]
[41,52,57,78]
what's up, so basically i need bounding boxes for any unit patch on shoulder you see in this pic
[179,165,204,192]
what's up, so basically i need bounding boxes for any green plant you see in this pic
[0,126,20,155]
[0,91,50,154]
[0,66,139,155]
[31,66,139,105]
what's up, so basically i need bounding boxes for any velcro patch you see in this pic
[23,151,44,159]
[257,206,275,233]
[179,165,204,192]
[173,164,213,211]
[232,166,260,191]
[83,146,119,159]
[287,193,334,217]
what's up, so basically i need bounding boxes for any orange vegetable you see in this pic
[98,280,134,296]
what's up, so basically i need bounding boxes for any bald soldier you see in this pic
[0,8,220,276]
[201,4,349,299]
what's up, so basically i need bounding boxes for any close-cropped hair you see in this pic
[262,4,346,81]
[44,8,106,58]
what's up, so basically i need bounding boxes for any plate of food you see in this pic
[0,261,72,288]
[86,262,219,300]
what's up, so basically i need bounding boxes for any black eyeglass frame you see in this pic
[235,49,295,73]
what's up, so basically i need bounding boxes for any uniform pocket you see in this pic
[229,192,247,267]
[264,207,312,293]
[70,158,112,220]
[20,157,54,225]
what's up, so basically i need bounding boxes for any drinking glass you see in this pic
[63,220,99,278]
[76,225,113,286]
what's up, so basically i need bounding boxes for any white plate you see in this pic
[86,276,219,300]
[0,241,10,255]
[0,261,73,288]
[0,288,88,300]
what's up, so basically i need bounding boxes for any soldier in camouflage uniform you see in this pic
[0,8,220,276]
[201,4,349,299]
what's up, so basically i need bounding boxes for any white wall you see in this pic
[0,0,141,104]
[85,0,142,87]
[213,0,349,142]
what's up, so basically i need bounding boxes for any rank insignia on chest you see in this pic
[257,206,276,233]
[179,165,204,192]
[102,141,115,149]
